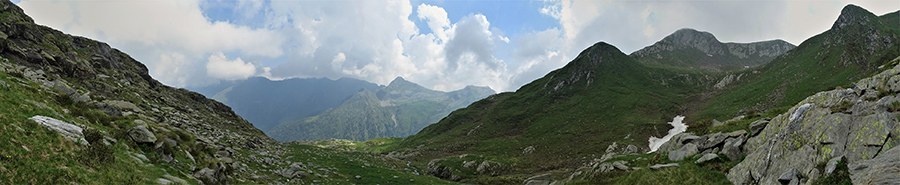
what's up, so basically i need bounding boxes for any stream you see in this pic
[407,161,420,175]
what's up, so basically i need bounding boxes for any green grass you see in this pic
[0,72,189,184]
[275,143,456,185]
[812,158,852,185]
[565,152,739,185]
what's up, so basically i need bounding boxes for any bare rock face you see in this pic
[849,146,900,184]
[727,64,900,184]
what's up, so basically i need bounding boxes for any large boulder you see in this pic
[128,126,157,144]
[719,137,744,161]
[668,143,698,161]
[657,133,701,153]
[29,116,87,144]
[727,64,900,184]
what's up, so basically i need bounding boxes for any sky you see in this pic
[14,0,899,92]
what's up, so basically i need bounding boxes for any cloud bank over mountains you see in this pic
[17,0,898,92]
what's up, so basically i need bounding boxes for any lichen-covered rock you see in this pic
[728,64,900,184]
[849,146,900,184]
[128,126,157,144]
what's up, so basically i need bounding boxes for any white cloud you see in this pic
[18,0,283,87]
[206,52,257,80]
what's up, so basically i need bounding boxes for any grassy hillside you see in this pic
[693,7,900,121]
[389,42,715,181]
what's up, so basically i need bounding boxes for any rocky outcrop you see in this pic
[630,28,795,72]
[849,145,900,184]
[28,115,88,144]
[727,63,900,184]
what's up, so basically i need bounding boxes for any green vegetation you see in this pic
[0,72,182,184]
[813,159,852,185]
[568,153,738,185]
[391,42,710,179]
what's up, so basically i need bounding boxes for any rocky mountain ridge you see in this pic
[631,28,796,72]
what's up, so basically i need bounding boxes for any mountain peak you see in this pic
[387,76,414,87]
[831,4,878,31]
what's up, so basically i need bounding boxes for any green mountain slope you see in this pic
[631,28,796,72]
[196,77,381,131]
[695,5,900,121]
[391,42,715,180]
[268,77,495,142]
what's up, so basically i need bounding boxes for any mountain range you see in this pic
[0,0,897,184]
[267,77,494,141]
[193,77,381,131]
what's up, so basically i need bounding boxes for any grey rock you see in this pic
[599,152,617,162]
[727,67,900,184]
[657,133,701,153]
[778,168,800,185]
[749,119,770,137]
[29,116,87,144]
[701,133,729,149]
[160,153,173,163]
[695,153,719,164]
[612,161,629,171]
[805,169,820,185]
[156,178,172,184]
[720,137,744,161]
[668,143,698,161]
[824,155,844,175]
[463,161,477,169]
[623,145,639,155]
[605,142,618,153]
[523,146,535,154]
[789,104,812,123]
[649,163,679,170]
[727,130,747,138]
[524,173,552,185]
[476,160,504,176]
[128,126,157,144]
[194,168,217,184]
[596,163,614,173]
[848,146,900,185]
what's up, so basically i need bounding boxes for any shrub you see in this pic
[814,159,852,185]
[78,129,115,168]
[888,101,900,112]
[690,119,714,135]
